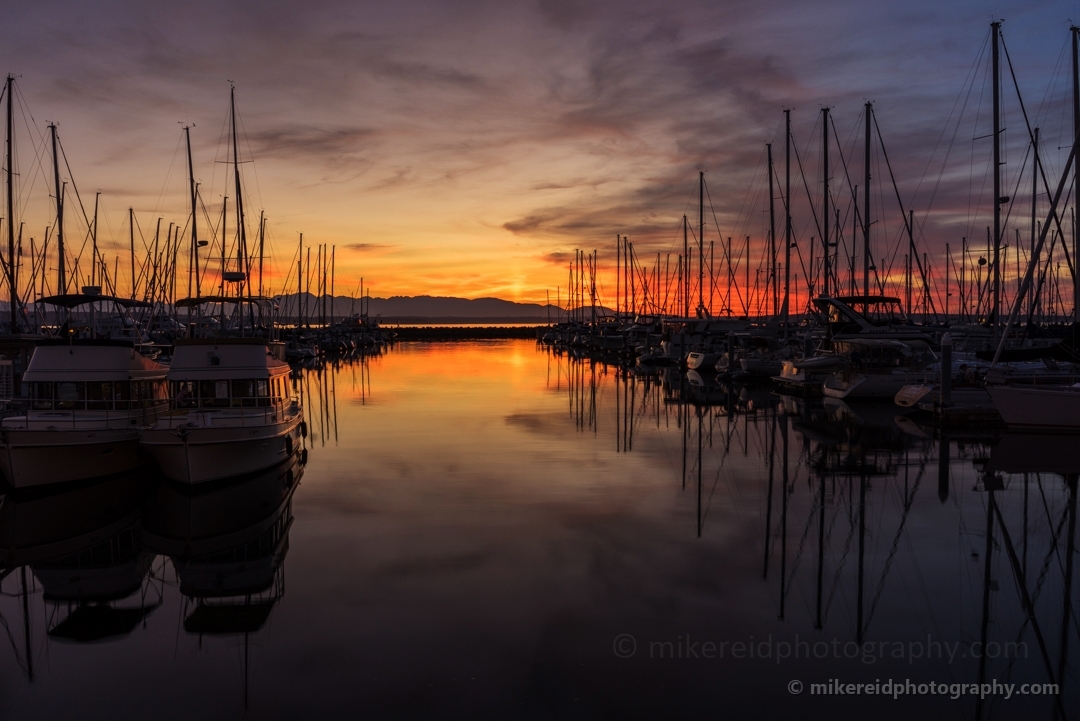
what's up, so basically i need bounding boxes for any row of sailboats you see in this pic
[0,83,306,488]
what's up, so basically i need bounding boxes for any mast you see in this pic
[863,102,872,297]
[683,217,689,317]
[822,106,830,298]
[6,75,15,330]
[330,244,335,327]
[768,143,777,316]
[992,20,1002,339]
[1033,128,1039,322]
[129,207,135,300]
[783,109,792,331]
[50,121,65,297]
[185,126,200,299]
[258,211,265,297]
[91,192,99,287]
[231,85,248,303]
[1073,26,1079,322]
[296,234,303,331]
[698,171,704,316]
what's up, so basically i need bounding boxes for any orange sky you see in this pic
[2,2,1077,312]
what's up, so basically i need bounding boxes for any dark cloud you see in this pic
[343,243,394,252]
[245,125,378,161]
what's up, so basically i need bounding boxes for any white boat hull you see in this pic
[987,386,1080,430]
[140,414,303,484]
[0,428,144,488]
[687,351,722,370]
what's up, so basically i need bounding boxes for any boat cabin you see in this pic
[166,338,292,411]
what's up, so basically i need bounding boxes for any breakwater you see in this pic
[391,325,541,340]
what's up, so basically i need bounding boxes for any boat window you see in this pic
[31,381,53,410]
[174,381,197,408]
[86,382,113,410]
[56,382,82,410]
[199,380,230,408]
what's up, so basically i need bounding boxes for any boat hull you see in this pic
[987,386,1080,431]
[0,429,144,488]
[822,371,929,400]
[139,414,303,484]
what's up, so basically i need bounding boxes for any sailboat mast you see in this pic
[783,109,792,330]
[992,20,1002,339]
[822,106,830,298]
[768,143,777,317]
[129,207,135,300]
[863,102,872,297]
[258,211,265,297]
[91,192,99,287]
[185,126,200,299]
[50,121,65,296]
[231,86,248,303]
[698,171,704,316]
[6,75,15,330]
[1072,26,1079,322]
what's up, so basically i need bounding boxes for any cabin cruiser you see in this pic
[821,339,935,400]
[0,338,168,488]
[814,295,934,348]
[139,337,303,484]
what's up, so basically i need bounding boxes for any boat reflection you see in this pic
[143,452,300,631]
[0,473,161,678]
[547,344,1080,717]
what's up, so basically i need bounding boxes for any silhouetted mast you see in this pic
[768,143,777,316]
[5,75,16,330]
[822,106,830,297]
[185,125,200,298]
[1072,26,1079,322]
[992,21,1002,338]
[863,102,872,297]
[698,171,704,316]
[49,121,65,297]
[782,109,792,330]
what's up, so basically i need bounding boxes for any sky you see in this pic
[5,0,1080,311]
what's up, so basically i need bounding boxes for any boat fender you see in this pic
[300,448,308,465]
[300,421,308,438]
[285,436,293,456]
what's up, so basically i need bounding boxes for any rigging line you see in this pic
[55,134,94,235]
[791,122,825,256]
[704,179,746,312]
[865,464,925,629]
[1001,32,1077,281]
[873,112,939,318]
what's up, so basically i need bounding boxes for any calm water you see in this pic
[1,339,1078,719]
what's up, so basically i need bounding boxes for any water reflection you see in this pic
[3,341,1080,718]
[544,344,1080,717]
[0,448,305,708]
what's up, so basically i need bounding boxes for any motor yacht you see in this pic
[0,338,168,488]
[139,337,303,484]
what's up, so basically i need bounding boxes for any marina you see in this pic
[2,340,1079,718]
[5,7,1080,719]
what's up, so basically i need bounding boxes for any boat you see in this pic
[986,385,1080,431]
[821,339,933,400]
[0,335,168,488]
[139,337,303,484]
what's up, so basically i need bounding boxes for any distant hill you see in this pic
[273,293,597,321]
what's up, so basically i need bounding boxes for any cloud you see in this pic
[344,242,394,252]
